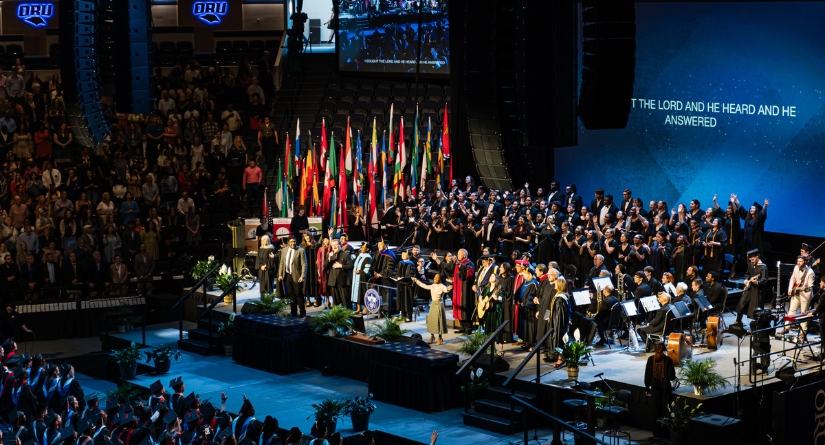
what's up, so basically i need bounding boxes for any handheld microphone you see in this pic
[594,372,604,378]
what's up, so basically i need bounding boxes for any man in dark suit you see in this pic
[85,251,111,297]
[278,236,307,317]
[704,272,725,309]
[546,181,565,207]
[42,251,61,298]
[20,254,42,300]
[134,243,155,296]
[633,271,652,322]
[121,222,142,270]
[590,188,605,218]
[565,184,583,213]
[599,194,620,226]
[483,191,505,221]
[620,189,634,215]
[638,293,673,350]
[479,215,503,254]
[60,252,85,289]
[324,239,353,307]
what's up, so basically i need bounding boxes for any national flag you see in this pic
[338,130,348,232]
[284,133,293,188]
[345,118,353,176]
[381,130,388,206]
[274,161,284,215]
[355,130,364,211]
[280,161,289,217]
[322,133,337,218]
[369,120,379,235]
[320,118,328,174]
[393,117,406,200]
[426,117,433,174]
[329,187,338,238]
[313,142,320,216]
[262,187,270,225]
[411,106,420,196]
[294,119,302,173]
[388,103,395,164]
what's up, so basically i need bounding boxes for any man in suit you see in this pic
[633,271,652,322]
[121,222,142,270]
[60,252,85,289]
[42,251,60,298]
[479,215,503,254]
[638,293,673,350]
[565,184,583,213]
[110,255,129,296]
[620,189,633,215]
[600,194,620,226]
[546,181,565,207]
[86,251,111,297]
[134,243,155,296]
[20,254,42,300]
[278,236,307,317]
[324,239,353,307]
[590,188,605,218]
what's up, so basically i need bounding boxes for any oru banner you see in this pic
[773,378,825,445]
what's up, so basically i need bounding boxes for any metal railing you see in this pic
[510,395,609,445]
[171,262,221,340]
[200,275,242,352]
[102,309,154,346]
[502,326,556,427]
[454,320,510,413]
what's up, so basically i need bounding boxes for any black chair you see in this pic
[599,389,631,445]
[561,398,588,442]
[177,41,194,60]
[322,88,339,100]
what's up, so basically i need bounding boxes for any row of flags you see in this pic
[264,103,451,238]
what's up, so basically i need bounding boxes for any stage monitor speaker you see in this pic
[688,414,742,445]
[240,302,254,314]
[776,365,797,383]
[350,314,366,333]
[577,0,636,130]
[727,323,747,339]
[473,354,510,373]
[395,335,430,349]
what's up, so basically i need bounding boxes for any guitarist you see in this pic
[733,249,767,326]
[782,256,815,335]
[801,243,821,281]
[473,255,497,326]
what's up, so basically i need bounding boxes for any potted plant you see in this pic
[342,394,376,432]
[657,400,704,445]
[556,340,594,381]
[246,292,289,315]
[110,342,143,380]
[677,358,728,395]
[144,347,182,374]
[105,382,143,405]
[365,314,411,342]
[191,256,220,290]
[108,305,141,333]
[457,330,491,357]
[460,368,489,407]
[309,306,354,337]
[215,265,237,304]
[307,398,347,436]
[217,313,235,356]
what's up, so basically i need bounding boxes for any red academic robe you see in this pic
[452,258,475,321]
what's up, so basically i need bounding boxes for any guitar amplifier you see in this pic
[689,414,742,444]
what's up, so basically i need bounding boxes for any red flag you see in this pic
[338,129,348,232]
[443,103,451,186]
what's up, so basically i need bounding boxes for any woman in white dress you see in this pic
[412,273,452,345]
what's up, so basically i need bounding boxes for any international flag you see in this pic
[274,161,284,215]
[394,117,406,200]
[443,104,452,186]
[320,118,328,174]
[280,161,289,217]
[426,117,433,175]
[329,188,338,238]
[294,119,302,174]
[381,130,388,207]
[345,118,353,176]
[284,133,293,188]
[411,105,420,196]
[338,129,348,232]
[388,103,395,164]
[355,130,364,210]
[369,121,379,235]
[436,129,444,190]
[312,142,320,216]
[262,187,270,225]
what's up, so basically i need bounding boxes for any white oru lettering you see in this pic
[814,389,825,444]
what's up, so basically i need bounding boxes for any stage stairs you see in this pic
[177,310,232,356]
[462,385,535,435]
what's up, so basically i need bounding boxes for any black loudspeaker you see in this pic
[350,314,366,333]
[727,323,747,339]
[309,19,321,44]
[240,302,254,314]
[577,0,636,129]
[688,414,742,445]
[395,335,430,349]
[114,0,155,114]
[473,354,510,373]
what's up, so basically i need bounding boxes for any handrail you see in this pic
[502,325,555,387]
[510,395,609,445]
[455,320,510,377]
[174,262,222,340]
[172,263,221,309]
[201,275,242,318]
[102,309,154,347]
[454,320,510,414]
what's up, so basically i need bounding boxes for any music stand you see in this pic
[572,290,592,307]
[640,296,661,313]
[619,301,645,353]
[671,301,693,332]
[694,295,713,311]
[592,276,612,293]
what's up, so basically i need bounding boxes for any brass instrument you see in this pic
[617,273,626,301]
[587,290,603,318]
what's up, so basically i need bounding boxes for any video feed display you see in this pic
[337,0,449,74]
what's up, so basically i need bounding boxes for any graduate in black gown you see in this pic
[644,342,676,438]
[11,368,38,422]
[670,234,691,283]
[256,236,277,296]
[300,233,319,302]
[702,218,728,277]
[56,365,85,413]
[394,251,415,321]
[233,396,257,445]
[534,265,556,351]
[497,263,515,345]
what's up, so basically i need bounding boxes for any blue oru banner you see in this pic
[16,2,54,27]
[192,1,228,25]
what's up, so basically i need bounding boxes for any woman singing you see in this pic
[412,274,452,345]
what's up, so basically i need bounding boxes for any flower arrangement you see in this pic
[657,400,704,433]
[460,368,490,402]
[217,313,235,344]
[365,313,411,341]
[191,256,220,280]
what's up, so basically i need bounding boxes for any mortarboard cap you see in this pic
[45,412,58,426]
[183,411,200,424]
[801,243,812,252]
[162,412,178,425]
[5,355,20,367]
[169,376,184,389]
[515,259,529,266]
[105,399,119,411]
[59,364,72,377]
[120,411,137,425]
[120,403,133,414]
[85,393,99,403]
[149,380,163,394]
[184,392,197,407]
[110,413,121,426]
[215,412,231,430]
[89,411,103,425]
[747,249,760,258]
[51,426,75,445]
[19,353,31,363]
[200,402,216,420]
[214,429,232,442]
[8,410,24,423]
[75,420,92,434]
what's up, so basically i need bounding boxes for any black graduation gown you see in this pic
[670,245,691,283]
[702,229,728,275]
[601,238,618,272]
[256,246,277,295]
[58,378,85,411]
[739,206,767,257]
[535,278,556,344]
[650,242,672,279]
[547,292,571,359]
[534,225,559,266]
[737,261,767,319]
[644,354,676,430]
[520,280,539,344]
[463,225,480,263]
[498,275,515,343]
[395,260,415,314]
[13,382,39,421]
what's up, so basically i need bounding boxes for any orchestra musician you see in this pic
[733,249,767,326]
[781,255,815,335]
[638,293,673,351]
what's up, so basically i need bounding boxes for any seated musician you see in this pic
[638,293,673,352]
[673,282,693,311]
[588,282,619,345]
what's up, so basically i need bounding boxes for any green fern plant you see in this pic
[678,358,729,394]
[106,382,143,405]
[365,313,411,341]
[458,330,491,356]
[246,292,289,316]
[309,305,354,336]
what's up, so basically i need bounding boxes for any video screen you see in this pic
[337,0,449,74]
[555,2,825,237]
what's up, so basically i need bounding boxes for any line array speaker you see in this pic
[60,0,111,147]
[577,0,636,130]
[114,0,155,114]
